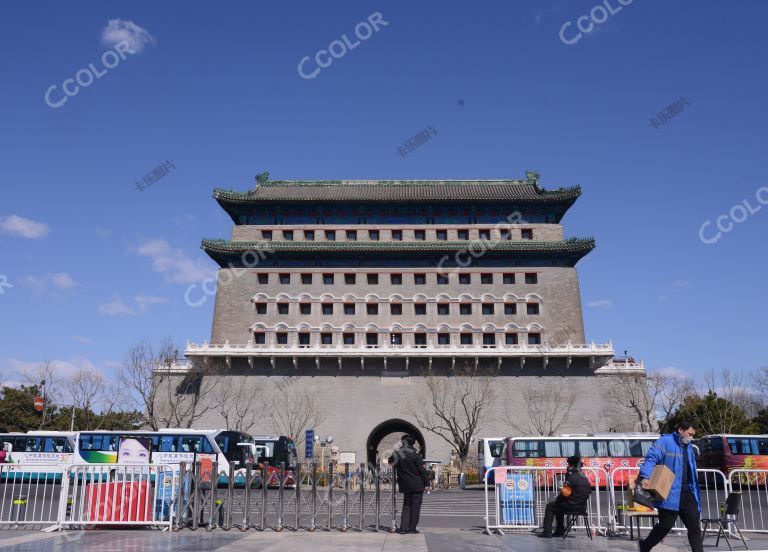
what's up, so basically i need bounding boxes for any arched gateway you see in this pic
[162,175,647,465]
[366,419,426,467]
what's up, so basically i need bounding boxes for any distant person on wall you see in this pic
[538,455,592,538]
[636,420,702,552]
[388,434,430,534]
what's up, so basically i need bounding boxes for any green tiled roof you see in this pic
[201,238,595,267]
[213,180,581,203]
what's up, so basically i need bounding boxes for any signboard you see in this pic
[118,437,152,464]
[33,396,44,412]
[338,452,356,465]
[305,429,314,459]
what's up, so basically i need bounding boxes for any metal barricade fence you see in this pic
[0,464,65,528]
[484,466,608,535]
[172,461,397,532]
[609,467,729,537]
[729,469,768,534]
[61,463,175,531]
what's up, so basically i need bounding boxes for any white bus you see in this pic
[0,431,77,479]
[74,429,253,484]
[477,437,506,485]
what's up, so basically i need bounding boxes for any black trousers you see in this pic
[642,490,703,552]
[542,501,566,535]
[400,491,424,532]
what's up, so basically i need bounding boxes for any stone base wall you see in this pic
[154,360,648,465]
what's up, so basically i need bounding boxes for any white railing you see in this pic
[594,360,646,374]
[185,340,614,357]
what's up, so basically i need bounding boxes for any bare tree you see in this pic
[510,378,577,436]
[118,338,222,430]
[608,372,657,432]
[264,378,325,444]
[651,370,696,428]
[752,366,768,408]
[211,375,262,433]
[67,368,107,430]
[409,362,496,475]
[23,360,60,429]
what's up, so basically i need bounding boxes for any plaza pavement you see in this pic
[2,528,767,552]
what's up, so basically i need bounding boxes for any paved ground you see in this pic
[1,528,767,552]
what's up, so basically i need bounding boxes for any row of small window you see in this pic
[258,228,535,241]
[254,331,542,346]
[257,302,540,316]
[259,272,538,285]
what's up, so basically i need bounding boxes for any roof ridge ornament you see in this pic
[524,170,541,186]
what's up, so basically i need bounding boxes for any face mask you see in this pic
[680,435,693,445]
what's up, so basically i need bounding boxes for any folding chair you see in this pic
[701,492,749,550]
[562,509,592,540]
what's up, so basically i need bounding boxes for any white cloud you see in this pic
[0,214,50,239]
[99,298,135,316]
[657,280,690,302]
[71,335,93,344]
[586,299,613,308]
[652,366,691,380]
[99,292,168,316]
[22,272,81,295]
[1,356,101,383]
[136,238,216,284]
[134,292,169,311]
[95,228,112,238]
[101,18,155,54]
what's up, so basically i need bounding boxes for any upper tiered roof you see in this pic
[213,176,582,223]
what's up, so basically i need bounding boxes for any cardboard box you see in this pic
[646,465,675,500]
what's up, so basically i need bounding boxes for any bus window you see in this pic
[181,436,202,453]
[559,441,576,457]
[513,440,542,458]
[26,437,43,452]
[286,440,297,466]
[104,435,118,451]
[544,441,561,457]
[609,440,630,457]
[578,440,608,458]
[728,437,768,455]
[200,437,214,454]
[44,437,71,453]
[160,435,177,452]
[628,440,654,457]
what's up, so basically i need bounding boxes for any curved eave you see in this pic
[201,238,595,267]
[212,185,582,224]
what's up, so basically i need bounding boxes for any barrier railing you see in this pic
[484,466,608,535]
[0,464,65,528]
[59,464,175,531]
[729,469,768,534]
[4,461,765,538]
[172,461,397,532]
[609,467,728,538]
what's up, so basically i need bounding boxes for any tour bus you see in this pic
[74,429,252,485]
[502,433,659,486]
[250,435,298,486]
[697,434,768,484]
[477,437,505,485]
[0,431,77,479]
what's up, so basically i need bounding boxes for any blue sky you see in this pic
[0,0,766,387]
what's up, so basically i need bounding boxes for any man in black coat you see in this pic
[388,434,430,534]
[539,455,592,538]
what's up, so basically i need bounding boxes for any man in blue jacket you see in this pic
[637,420,702,552]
